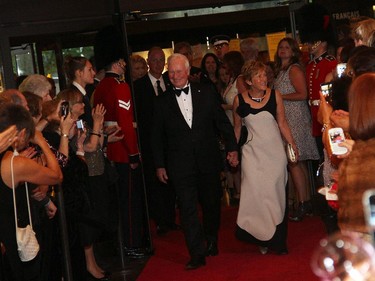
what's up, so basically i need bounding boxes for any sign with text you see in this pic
[266,31,286,61]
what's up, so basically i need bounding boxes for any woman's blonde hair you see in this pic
[241,60,266,83]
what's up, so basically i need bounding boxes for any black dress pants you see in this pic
[173,170,221,258]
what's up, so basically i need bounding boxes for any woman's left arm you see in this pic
[84,104,105,152]
[281,65,308,101]
[275,90,298,156]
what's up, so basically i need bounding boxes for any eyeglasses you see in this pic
[214,44,227,50]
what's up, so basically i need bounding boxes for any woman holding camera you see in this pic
[42,88,115,280]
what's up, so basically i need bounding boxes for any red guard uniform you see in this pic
[306,52,337,137]
[93,72,139,163]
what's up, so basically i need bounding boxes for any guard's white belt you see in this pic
[104,121,137,128]
[104,121,118,126]
[309,99,320,106]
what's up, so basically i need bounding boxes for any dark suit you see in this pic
[152,82,237,259]
[134,74,176,229]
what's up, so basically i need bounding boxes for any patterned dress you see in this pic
[274,64,319,161]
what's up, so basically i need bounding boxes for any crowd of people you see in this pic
[1,2,375,280]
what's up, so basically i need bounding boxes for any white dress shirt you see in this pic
[148,73,165,96]
[175,84,193,128]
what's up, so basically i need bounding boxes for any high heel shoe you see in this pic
[258,246,268,255]
[289,201,312,222]
[87,271,110,281]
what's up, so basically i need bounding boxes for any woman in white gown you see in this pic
[232,60,298,254]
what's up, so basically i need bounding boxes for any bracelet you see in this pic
[44,199,51,207]
[90,132,101,137]
[76,151,85,156]
[321,123,329,133]
[61,133,69,139]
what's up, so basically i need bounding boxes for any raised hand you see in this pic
[92,103,106,127]
[0,125,17,153]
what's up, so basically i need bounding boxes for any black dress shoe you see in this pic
[102,271,111,277]
[289,201,313,222]
[206,240,218,256]
[157,223,181,236]
[87,271,110,281]
[167,223,181,230]
[185,256,206,270]
[156,225,169,236]
[124,247,149,259]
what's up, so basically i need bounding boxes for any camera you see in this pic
[320,82,333,104]
[328,127,348,155]
[60,101,69,118]
[76,119,84,130]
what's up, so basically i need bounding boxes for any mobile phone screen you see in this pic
[328,128,348,155]
[337,63,347,78]
[320,82,332,97]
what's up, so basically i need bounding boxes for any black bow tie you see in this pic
[174,86,189,97]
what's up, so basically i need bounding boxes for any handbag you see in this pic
[11,151,40,262]
[286,143,297,163]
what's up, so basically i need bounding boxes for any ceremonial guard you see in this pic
[93,25,148,257]
[298,3,337,155]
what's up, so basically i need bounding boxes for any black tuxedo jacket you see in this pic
[134,74,160,156]
[152,82,237,181]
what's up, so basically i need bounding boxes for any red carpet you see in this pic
[138,206,326,281]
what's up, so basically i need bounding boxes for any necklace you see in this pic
[248,90,266,103]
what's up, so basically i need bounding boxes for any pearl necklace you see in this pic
[248,90,266,103]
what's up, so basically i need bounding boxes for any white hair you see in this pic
[18,74,51,98]
[167,53,190,70]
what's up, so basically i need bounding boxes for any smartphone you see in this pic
[320,82,333,103]
[76,119,84,130]
[363,189,375,245]
[328,127,348,155]
[336,63,347,78]
[60,101,69,118]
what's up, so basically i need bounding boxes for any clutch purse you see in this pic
[286,143,297,163]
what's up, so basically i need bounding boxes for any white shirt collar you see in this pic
[73,81,86,96]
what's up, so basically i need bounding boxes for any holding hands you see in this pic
[227,151,239,167]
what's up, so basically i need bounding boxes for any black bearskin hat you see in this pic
[297,3,336,46]
[94,25,125,71]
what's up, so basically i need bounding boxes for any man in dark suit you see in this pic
[152,53,239,270]
[134,47,178,236]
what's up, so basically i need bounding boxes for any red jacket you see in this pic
[93,72,139,163]
[306,53,337,137]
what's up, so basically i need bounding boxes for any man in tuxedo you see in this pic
[152,53,239,270]
[134,47,178,236]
